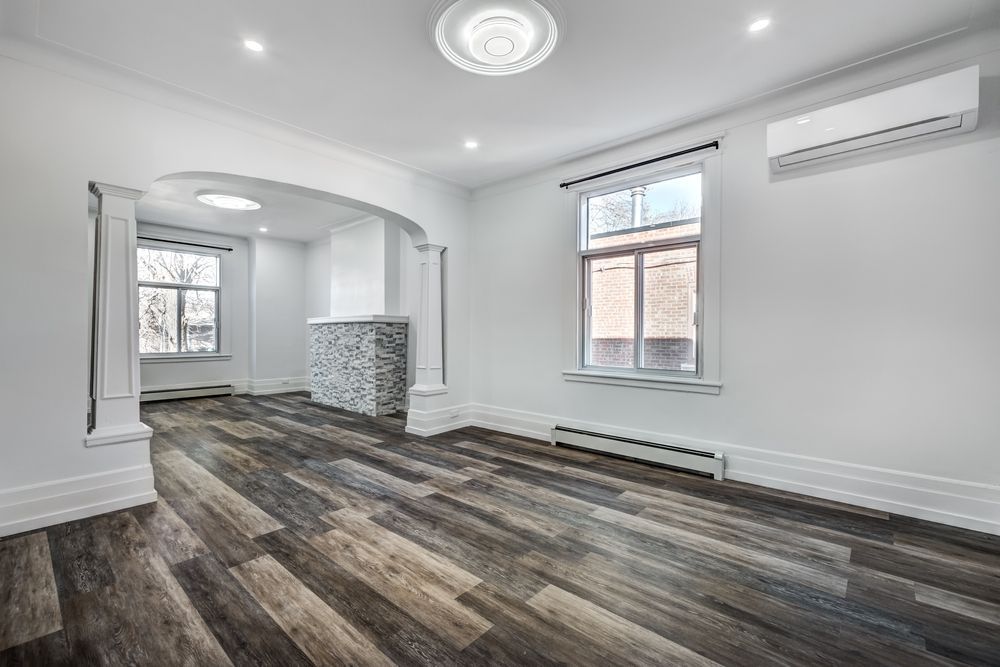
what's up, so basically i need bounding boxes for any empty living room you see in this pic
[2,0,999,664]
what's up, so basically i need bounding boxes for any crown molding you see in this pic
[472,26,1000,201]
[0,34,472,202]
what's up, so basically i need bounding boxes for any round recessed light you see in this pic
[796,116,812,125]
[431,0,563,76]
[259,227,269,233]
[464,139,480,149]
[196,193,262,211]
[748,18,771,32]
[243,39,264,52]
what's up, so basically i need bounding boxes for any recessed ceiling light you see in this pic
[464,139,479,149]
[825,127,836,132]
[432,0,562,76]
[259,227,269,233]
[796,116,812,125]
[748,18,771,32]
[196,193,262,210]
[244,39,264,52]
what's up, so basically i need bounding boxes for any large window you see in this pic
[138,246,220,355]
[581,169,702,375]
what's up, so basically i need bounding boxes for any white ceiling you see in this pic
[134,175,370,243]
[10,0,1000,187]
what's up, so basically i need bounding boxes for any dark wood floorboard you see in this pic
[1,393,998,666]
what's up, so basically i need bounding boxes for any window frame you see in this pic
[137,243,223,358]
[566,149,722,394]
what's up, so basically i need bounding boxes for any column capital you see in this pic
[415,243,446,254]
[89,181,145,201]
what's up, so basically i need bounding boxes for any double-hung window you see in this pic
[572,152,721,393]
[137,246,220,356]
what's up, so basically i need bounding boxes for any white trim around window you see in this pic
[140,353,232,364]
[566,148,723,394]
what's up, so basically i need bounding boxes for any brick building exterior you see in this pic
[588,219,699,371]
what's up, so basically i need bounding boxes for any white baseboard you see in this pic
[140,377,309,397]
[0,464,157,537]
[141,378,249,394]
[246,377,309,396]
[405,404,475,437]
[418,402,1000,536]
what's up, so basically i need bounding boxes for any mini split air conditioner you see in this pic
[767,66,980,172]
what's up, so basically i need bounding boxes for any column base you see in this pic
[85,423,154,448]
[409,384,449,397]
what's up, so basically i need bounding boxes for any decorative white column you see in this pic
[85,182,153,449]
[409,243,447,399]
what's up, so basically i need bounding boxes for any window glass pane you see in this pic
[138,287,178,354]
[181,289,218,353]
[641,246,698,372]
[588,255,635,368]
[587,172,701,250]
[138,247,219,286]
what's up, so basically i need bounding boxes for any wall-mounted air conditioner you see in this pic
[767,66,979,172]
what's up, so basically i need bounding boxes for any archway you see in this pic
[86,172,446,453]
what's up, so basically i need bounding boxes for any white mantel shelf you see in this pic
[307,315,409,325]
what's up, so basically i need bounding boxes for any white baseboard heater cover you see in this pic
[551,426,725,480]
[140,384,234,403]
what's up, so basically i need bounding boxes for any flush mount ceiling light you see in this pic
[243,39,264,52]
[196,193,262,210]
[431,0,563,76]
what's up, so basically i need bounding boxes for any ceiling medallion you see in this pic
[430,0,563,76]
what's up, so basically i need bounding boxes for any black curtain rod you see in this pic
[137,234,234,252]
[559,141,719,189]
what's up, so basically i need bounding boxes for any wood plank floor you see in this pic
[2,393,999,665]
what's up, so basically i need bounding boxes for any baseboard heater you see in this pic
[140,384,234,403]
[551,426,725,480]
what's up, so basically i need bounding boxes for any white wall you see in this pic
[305,238,331,318]
[137,223,251,393]
[0,50,471,535]
[250,238,308,390]
[468,40,1000,533]
[329,219,387,315]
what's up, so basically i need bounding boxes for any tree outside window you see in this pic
[137,247,220,355]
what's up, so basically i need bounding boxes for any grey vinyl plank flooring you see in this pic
[0,393,996,665]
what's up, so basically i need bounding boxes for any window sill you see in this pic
[140,354,232,364]
[562,369,721,394]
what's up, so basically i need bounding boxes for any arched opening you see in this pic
[151,171,429,247]
[87,172,445,445]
